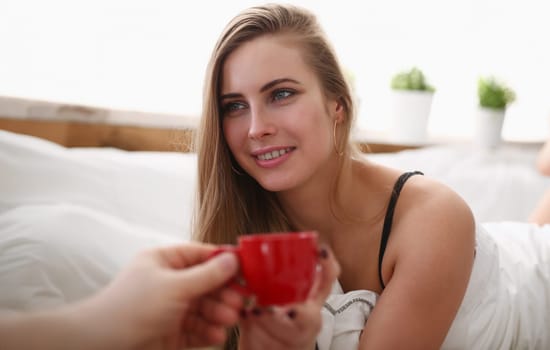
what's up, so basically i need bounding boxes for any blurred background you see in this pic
[1,0,549,142]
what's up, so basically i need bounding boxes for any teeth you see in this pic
[257,148,291,161]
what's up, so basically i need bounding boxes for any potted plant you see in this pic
[389,67,435,143]
[475,76,516,148]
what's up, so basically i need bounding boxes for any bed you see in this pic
[1,129,548,311]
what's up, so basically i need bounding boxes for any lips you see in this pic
[256,147,294,161]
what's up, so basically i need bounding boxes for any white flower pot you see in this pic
[475,107,505,149]
[390,90,434,143]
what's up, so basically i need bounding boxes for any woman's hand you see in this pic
[238,246,340,350]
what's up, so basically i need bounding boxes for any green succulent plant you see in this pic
[391,67,435,92]
[478,76,516,110]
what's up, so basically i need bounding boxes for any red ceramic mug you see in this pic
[213,231,319,306]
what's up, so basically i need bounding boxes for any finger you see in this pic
[182,315,228,348]
[186,325,227,348]
[156,242,218,269]
[241,305,320,347]
[175,251,239,299]
[212,287,246,311]
[198,295,242,326]
[311,244,340,305]
[239,316,279,347]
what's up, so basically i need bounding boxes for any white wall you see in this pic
[1,0,549,141]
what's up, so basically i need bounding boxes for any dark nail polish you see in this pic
[287,309,297,319]
[252,307,262,316]
[319,248,329,259]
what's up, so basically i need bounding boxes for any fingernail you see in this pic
[216,252,238,272]
[287,309,297,319]
[319,247,329,259]
[252,308,262,316]
[239,309,247,319]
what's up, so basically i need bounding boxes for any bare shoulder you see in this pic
[392,176,475,251]
[357,161,475,259]
[358,170,477,349]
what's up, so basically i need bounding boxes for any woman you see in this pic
[193,3,550,349]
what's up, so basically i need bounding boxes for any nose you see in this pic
[248,105,276,140]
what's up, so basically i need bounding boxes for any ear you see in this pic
[333,98,345,123]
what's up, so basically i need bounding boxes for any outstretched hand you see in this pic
[84,242,244,349]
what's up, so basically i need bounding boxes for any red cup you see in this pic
[212,231,319,306]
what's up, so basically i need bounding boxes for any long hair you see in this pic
[192,4,357,348]
[193,3,356,243]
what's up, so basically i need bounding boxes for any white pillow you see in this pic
[0,130,196,239]
[0,203,181,310]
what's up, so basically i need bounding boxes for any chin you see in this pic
[256,177,296,193]
[257,182,287,193]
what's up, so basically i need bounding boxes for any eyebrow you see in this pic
[219,78,300,101]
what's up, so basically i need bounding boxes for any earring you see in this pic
[333,119,344,157]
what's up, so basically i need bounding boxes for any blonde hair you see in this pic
[193,3,356,242]
[193,4,357,348]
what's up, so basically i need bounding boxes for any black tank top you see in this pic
[378,171,424,289]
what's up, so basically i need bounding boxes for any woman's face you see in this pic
[220,34,342,193]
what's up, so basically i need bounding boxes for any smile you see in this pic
[256,147,294,161]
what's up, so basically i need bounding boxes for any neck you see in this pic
[277,156,356,242]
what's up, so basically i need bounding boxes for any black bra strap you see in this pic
[378,171,424,289]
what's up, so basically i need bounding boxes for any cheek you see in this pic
[294,103,332,142]
[222,118,246,155]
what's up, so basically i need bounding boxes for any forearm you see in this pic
[0,307,84,350]
[0,299,129,350]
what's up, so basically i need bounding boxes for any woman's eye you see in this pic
[222,102,246,114]
[272,89,294,101]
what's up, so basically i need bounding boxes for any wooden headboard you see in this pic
[0,117,193,152]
